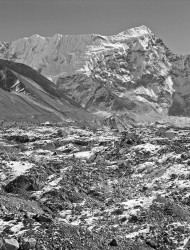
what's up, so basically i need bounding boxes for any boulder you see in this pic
[73,140,88,146]
[109,239,118,247]
[22,238,36,250]
[185,238,190,249]
[145,239,157,249]
[5,135,29,143]
[3,239,19,250]
[0,238,5,250]
[33,214,53,223]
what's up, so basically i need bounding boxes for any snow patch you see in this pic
[133,143,160,152]
[6,161,34,176]
[74,151,94,159]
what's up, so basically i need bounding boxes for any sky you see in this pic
[0,0,190,54]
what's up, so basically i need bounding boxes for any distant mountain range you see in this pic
[0,25,190,125]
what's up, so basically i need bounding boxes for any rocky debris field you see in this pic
[1,120,190,249]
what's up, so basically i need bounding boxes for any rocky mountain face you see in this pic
[0,59,96,125]
[168,53,190,116]
[0,25,189,123]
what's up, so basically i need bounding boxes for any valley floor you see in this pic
[1,119,190,249]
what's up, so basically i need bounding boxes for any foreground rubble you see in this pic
[1,120,190,249]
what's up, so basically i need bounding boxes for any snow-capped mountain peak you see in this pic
[0,25,190,123]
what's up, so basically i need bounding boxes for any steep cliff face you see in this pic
[169,54,190,116]
[1,25,190,121]
[151,38,190,117]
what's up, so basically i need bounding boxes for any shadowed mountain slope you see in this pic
[0,59,97,124]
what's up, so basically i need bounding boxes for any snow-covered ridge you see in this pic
[108,25,151,42]
[0,25,152,76]
[1,24,190,119]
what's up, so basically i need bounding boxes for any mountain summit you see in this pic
[0,25,152,76]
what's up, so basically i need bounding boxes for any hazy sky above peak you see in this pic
[0,0,190,54]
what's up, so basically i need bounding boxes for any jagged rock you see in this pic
[119,148,126,155]
[111,208,124,215]
[145,239,157,249]
[105,198,115,206]
[3,238,19,250]
[33,214,52,223]
[109,239,118,247]
[0,239,4,249]
[4,135,29,143]
[73,140,88,146]
[128,215,139,223]
[120,216,127,223]
[185,238,190,249]
[56,144,78,153]
[35,244,47,250]
[56,129,68,138]
[170,173,178,180]
[86,153,97,163]
[22,238,36,250]
[4,175,40,193]
[3,214,15,222]
[181,153,190,160]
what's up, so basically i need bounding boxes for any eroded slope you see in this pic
[0,59,96,125]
